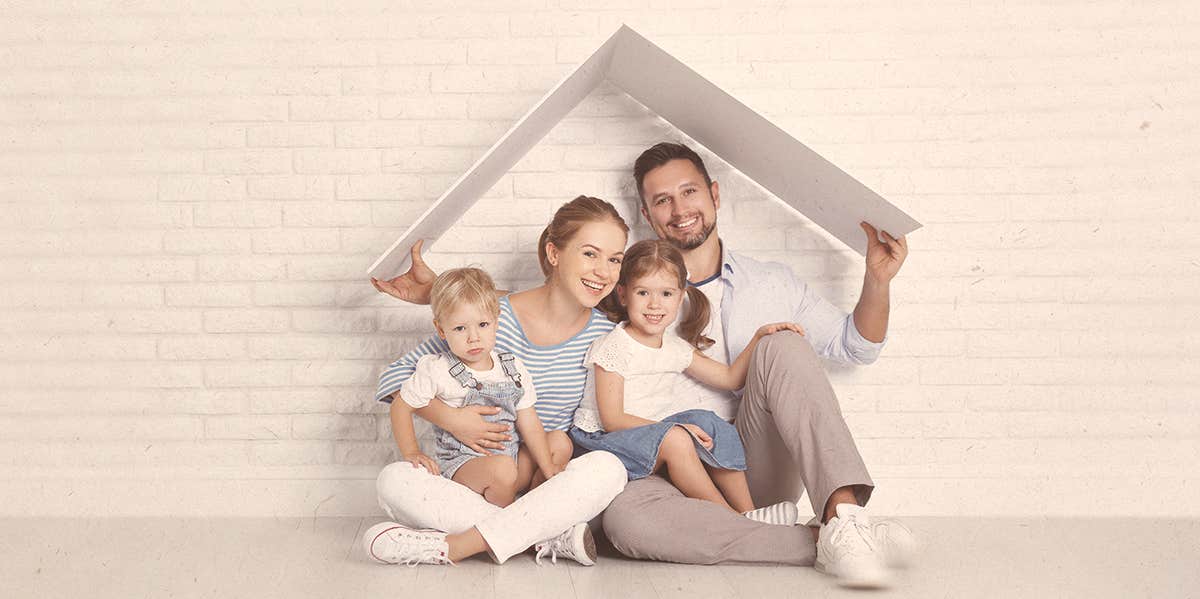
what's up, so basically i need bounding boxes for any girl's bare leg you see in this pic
[654,427,731,509]
[451,455,520,507]
[708,467,755,513]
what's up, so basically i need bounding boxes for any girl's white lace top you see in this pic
[573,323,697,433]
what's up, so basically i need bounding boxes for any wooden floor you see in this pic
[2,517,1197,598]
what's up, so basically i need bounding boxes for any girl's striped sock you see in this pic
[743,501,800,526]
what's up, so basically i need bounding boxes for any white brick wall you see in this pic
[1,1,1197,517]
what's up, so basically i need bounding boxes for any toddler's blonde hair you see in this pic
[430,267,501,323]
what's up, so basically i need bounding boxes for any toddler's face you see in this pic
[619,268,683,339]
[435,302,498,369]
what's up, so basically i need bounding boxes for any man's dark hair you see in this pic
[633,142,713,204]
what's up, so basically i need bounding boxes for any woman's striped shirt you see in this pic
[375,295,617,431]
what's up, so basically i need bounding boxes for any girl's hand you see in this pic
[447,405,512,455]
[754,322,804,339]
[370,239,438,305]
[403,451,440,476]
[681,424,714,450]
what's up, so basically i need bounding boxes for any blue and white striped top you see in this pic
[376,295,617,432]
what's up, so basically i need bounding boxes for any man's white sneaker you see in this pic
[534,522,596,566]
[362,521,453,566]
[872,518,918,569]
[743,501,800,526]
[815,504,891,589]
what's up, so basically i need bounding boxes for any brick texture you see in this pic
[1,1,1197,517]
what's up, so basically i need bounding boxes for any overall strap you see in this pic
[497,352,522,388]
[446,354,482,390]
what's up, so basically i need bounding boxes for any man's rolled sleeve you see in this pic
[791,275,885,366]
[840,313,886,365]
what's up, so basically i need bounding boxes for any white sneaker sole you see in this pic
[570,523,597,566]
[815,558,892,589]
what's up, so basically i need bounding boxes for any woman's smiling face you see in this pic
[546,220,627,308]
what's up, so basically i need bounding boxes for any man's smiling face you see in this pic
[639,158,720,251]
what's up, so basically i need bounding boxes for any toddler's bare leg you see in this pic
[530,431,574,490]
[547,431,574,465]
[451,455,520,508]
[654,427,731,510]
[514,445,537,492]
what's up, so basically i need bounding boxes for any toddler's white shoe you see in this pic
[872,517,918,569]
[743,501,800,526]
[534,522,596,566]
[362,521,452,566]
[815,504,891,589]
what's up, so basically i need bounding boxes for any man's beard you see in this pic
[665,217,716,251]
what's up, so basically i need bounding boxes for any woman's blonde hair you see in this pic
[601,239,714,351]
[430,267,500,323]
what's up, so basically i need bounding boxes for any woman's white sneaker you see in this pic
[815,504,891,589]
[362,521,453,566]
[743,501,800,526]
[534,522,597,566]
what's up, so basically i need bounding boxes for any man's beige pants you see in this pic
[601,331,874,565]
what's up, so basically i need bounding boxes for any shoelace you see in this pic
[533,533,574,565]
[402,547,452,567]
[872,521,897,553]
[376,528,453,567]
[829,513,879,557]
[534,542,558,565]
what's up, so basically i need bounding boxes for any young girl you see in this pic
[570,239,802,524]
[391,267,564,508]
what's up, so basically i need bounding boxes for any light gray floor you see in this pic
[2,517,1197,598]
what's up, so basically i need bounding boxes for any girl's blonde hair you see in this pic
[430,267,500,323]
[602,239,713,351]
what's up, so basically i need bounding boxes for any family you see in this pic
[363,142,914,589]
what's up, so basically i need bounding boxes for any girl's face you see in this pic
[435,301,498,370]
[546,220,627,309]
[618,268,684,340]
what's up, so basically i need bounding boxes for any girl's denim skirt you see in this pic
[569,408,746,480]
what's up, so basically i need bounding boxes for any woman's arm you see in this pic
[389,396,439,474]
[371,240,437,305]
[370,240,512,303]
[595,366,658,432]
[379,338,512,454]
[515,408,562,478]
[686,322,804,390]
[413,398,511,456]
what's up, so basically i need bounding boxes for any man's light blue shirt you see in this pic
[708,246,886,367]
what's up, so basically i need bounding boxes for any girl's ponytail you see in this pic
[599,291,625,324]
[679,286,714,351]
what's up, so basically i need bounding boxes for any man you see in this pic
[599,142,914,588]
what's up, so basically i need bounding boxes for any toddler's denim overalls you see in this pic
[434,352,524,480]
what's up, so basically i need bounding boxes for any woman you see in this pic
[364,196,631,566]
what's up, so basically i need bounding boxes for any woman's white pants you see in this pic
[375,450,627,563]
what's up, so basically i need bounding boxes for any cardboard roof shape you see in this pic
[368,24,921,279]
